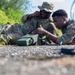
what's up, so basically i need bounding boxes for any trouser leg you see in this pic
[0,33,23,45]
[0,24,24,45]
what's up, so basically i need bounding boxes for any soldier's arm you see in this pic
[49,22,56,35]
[28,11,39,18]
[56,24,75,44]
[21,14,29,24]
[32,25,58,43]
[21,11,39,24]
[46,22,56,43]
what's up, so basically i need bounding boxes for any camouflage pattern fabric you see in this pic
[38,2,54,12]
[21,15,56,45]
[0,1,55,45]
[21,15,56,35]
[56,20,75,45]
[0,15,56,45]
[0,24,23,44]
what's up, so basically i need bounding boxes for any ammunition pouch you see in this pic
[17,34,38,46]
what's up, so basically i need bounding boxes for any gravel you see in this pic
[0,45,75,75]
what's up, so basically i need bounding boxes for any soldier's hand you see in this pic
[32,25,47,35]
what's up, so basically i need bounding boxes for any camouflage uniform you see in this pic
[21,2,56,45]
[21,15,55,35]
[21,15,56,45]
[56,20,75,45]
[0,24,23,44]
[0,2,55,45]
[21,2,55,35]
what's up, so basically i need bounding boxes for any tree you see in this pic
[0,10,9,24]
[0,0,30,12]
[0,0,32,25]
[0,0,31,25]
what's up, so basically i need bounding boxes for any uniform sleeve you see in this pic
[21,14,29,24]
[56,24,75,45]
[47,17,56,35]
[49,22,56,35]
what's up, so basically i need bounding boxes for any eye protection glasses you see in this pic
[40,10,51,15]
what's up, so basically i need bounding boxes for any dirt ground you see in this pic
[0,45,75,75]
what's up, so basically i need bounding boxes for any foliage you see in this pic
[0,10,9,25]
[56,28,62,37]
[0,9,24,25]
[0,0,31,25]
[4,8,24,24]
[0,0,30,12]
